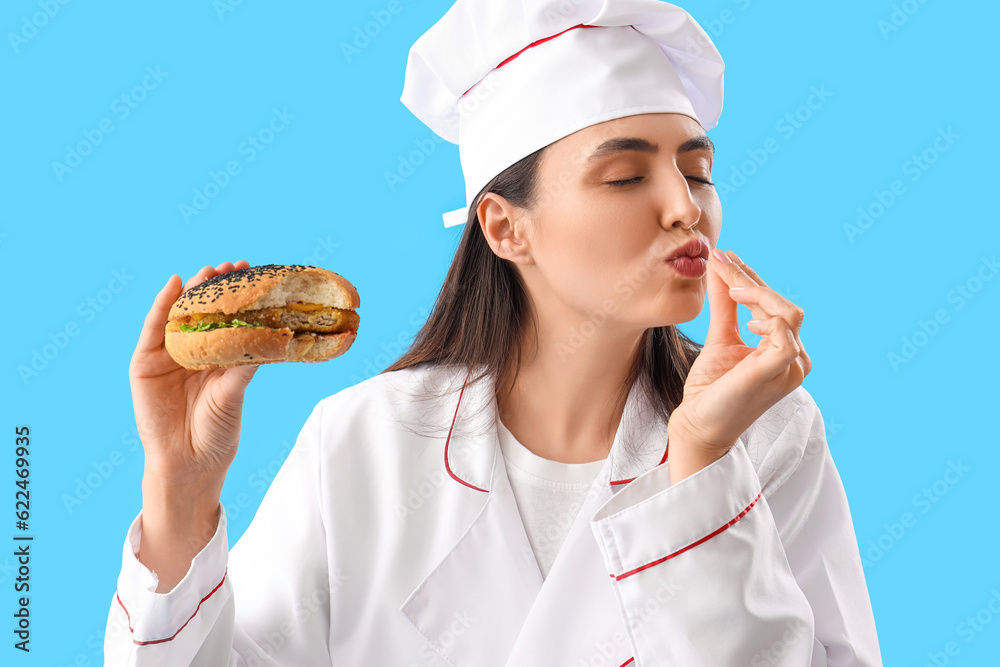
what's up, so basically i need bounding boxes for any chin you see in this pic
[646,297,705,329]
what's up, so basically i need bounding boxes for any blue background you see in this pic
[3,0,997,664]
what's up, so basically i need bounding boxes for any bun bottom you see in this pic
[165,326,356,371]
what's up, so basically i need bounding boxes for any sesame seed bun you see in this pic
[164,264,360,370]
[168,264,359,319]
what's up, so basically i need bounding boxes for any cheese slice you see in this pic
[285,302,326,312]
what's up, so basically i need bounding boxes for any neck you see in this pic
[495,304,643,464]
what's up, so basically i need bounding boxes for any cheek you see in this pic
[534,197,656,308]
[696,189,722,240]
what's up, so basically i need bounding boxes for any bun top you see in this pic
[168,264,360,320]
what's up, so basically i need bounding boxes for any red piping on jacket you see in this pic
[461,24,600,97]
[117,569,228,645]
[445,369,668,490]
[610,443,669,486]
[444,369,489,493]
[611,491,763,580]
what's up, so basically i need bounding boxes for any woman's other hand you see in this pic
[667,249,812,484]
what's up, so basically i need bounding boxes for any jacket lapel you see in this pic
[400,367,544,667]
[400,366,670,667]
[502,375,669,666]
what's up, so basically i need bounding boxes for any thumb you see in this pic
[219,363,259,397]
[703,253,740,346]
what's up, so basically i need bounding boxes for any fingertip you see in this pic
[159,274,180,296]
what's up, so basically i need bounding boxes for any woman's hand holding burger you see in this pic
[667,249,812,486]
[130,260,259,593]
[128,259,359,591]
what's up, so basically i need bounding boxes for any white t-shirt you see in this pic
[496,418,606,580]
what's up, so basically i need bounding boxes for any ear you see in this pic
[477,193,535,265]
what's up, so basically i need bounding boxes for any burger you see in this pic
[164,264,360,370]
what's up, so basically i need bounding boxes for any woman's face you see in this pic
[482,112,721,334]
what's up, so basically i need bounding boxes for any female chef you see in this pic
[105,0,882,665]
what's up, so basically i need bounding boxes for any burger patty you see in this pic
[169,305,359,333]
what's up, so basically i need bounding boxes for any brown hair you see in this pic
[381,145,703,451]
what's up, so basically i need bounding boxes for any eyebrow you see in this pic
[585,134,715,163]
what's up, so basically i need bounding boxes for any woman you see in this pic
[105,1,882,665]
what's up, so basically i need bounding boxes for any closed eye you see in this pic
[606,177,643,187]
[605,176,715,187]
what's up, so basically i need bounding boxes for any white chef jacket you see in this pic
[104,362,883,666]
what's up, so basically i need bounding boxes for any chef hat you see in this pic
[400,0,725,228]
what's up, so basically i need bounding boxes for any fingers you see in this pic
[704,257,740,346]
[737,262,770,290]
[711,248,811,378]
[713,248,803,333]
[183,261,249,293]
[135,274,182,355]
[747,316,812,383]
[727,284,805,332]
[745,316,806,382]
[704,248,767,346]
[184,265,216,292]
[712,249,761,289]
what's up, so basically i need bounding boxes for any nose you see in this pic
[658,170,703,231]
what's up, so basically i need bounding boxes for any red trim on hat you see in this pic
[461,24,601,97]
[497,23,599,69]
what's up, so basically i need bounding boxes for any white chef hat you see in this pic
[400,0,725,228]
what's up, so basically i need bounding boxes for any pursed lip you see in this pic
[664,238,710,262]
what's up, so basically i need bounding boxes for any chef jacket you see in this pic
[104,362,883,666]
